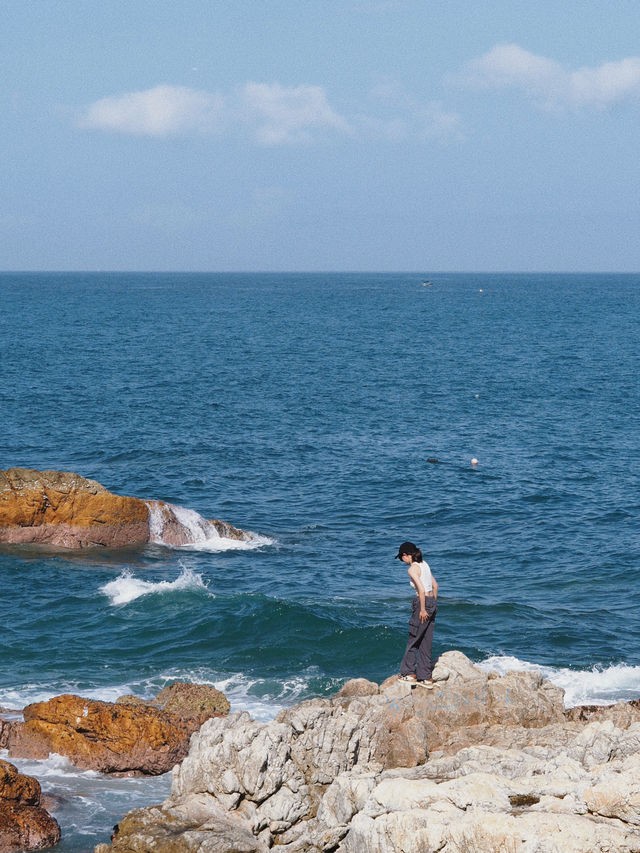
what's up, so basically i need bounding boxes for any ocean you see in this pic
[1,271,639,850]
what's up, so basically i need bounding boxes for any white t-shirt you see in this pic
[410,561,433,595]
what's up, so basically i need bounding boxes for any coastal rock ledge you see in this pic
[0,468,247,549]
[94,652,640,853]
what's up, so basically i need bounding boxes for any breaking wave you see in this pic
[146,500,274,552]
[99,566,211,606]
[478,654,640,708]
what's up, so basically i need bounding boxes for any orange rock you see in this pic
[0,468,149,549]
[0,759,61,852]
[7,692,228,776]
[0,468,248,549]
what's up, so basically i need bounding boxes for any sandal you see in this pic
[398,674,417,683]
[415,679,435,689]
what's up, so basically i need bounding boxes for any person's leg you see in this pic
[400,634,418,676]
[416,613,436,681]
[400,600,420,676]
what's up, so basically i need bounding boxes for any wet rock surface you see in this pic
[92,652,640,852]
[0,758,61,852]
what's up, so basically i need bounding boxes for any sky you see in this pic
[2,0,640,272]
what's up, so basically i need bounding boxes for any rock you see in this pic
[0,719,11,750]
[566,698,640,727]
[7,688,229,775]
[335,678,380,698]
[0,468,149,548]
[0,468,248,549]
[99,653,625,852]
[0,758,61,852]
[152,681,231,718]
[115,682,230,719]
[146,499,247,547]
[93,655,640,852]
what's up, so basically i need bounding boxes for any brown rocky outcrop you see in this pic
[0,468,150,548]
[0,468,248,549]
[6,684,230,775]
[0,758,61,852]
[93,653,640,853]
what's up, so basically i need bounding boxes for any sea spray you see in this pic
[478,654,640,708]
[99,565,211,606]
[146,500,274,551]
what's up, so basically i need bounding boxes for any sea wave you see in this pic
[147,500,275,552]
[1,748,172,851]
[0,666,339,723]
[4,654,638,727]
[478,654,640,708]
[99,566,211,606]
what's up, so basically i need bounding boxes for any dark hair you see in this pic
[396,541,423,563]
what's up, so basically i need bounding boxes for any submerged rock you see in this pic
[6,684,230,775]
[0,758,61,852]
[92,652,640,852]
[0,467,247,549]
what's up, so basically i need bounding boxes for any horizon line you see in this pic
[1,269,639,276]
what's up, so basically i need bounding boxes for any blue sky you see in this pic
[3,1,640,271]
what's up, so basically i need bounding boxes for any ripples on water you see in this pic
[1,272,639,849]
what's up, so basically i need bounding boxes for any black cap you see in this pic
[394,541,417,559]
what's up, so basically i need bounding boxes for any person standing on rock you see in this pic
[396,541,438,688]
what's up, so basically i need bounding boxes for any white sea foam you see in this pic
[99,566,211,606]
[478,654,640,708]
[0,667,322,723]
[147,500,274,552]
[1,748,172,845]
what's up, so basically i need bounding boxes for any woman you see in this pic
[395,541,438,688]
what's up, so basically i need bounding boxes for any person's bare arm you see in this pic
[432,575,438,599]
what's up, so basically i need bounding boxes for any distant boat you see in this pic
[421,280,433,286]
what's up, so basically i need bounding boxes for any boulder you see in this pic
[7,686,229,775]
[152,681,231,718]
[0,468,248,549]
[0,758,61,852]
[0,468,149,548]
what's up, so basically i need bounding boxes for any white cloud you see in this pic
[459,43,640,110]
[241,82,351,145]
[80,85,225,135]
[80,82,349,144]
[79,80,461,145]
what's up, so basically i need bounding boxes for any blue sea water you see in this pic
[1,271,639,850]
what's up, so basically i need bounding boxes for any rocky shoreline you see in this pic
[0,682,229,852]
[2,654,639,851]
[82,652,640,853]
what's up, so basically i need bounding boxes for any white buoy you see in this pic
[471,457,478,466]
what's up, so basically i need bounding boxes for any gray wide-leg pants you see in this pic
[400,595,437,681]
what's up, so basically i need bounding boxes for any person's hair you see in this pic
[401,543,423,563]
